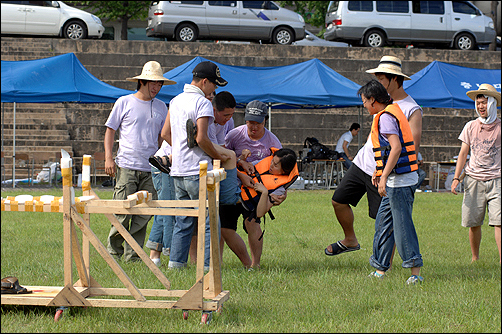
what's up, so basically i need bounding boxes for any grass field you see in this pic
[1,187,500,332]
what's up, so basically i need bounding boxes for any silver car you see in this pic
[146,1,305,45]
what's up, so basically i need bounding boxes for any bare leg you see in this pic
[221,227,252,268]
[245,218,263,268]
[469,226,482,262]
[150,249,161,260]
[327,200,359,253]
[189,234,197,265]
[494,226,501,264]
[411,267,420,276]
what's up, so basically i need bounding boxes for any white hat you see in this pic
[366,55,411,80]
[126,61,176,85]
[466,83,501,107]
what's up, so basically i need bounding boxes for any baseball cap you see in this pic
[192,61,228,87]
[245,100,268,123]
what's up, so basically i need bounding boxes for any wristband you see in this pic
[453,177,460,182]
[237,158,241,164]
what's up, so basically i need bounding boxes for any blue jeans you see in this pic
[338,152,353,169]
[417,168,426,189]
[146,166,175,256]
[168,175,212,269]
[369,185,423,271]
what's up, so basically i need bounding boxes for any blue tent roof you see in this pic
[1,53,133,103]
[404,61,501,109]
[158,56,362,108]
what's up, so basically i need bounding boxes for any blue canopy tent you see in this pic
[404,61,501,109]
[1,53,134,187]
[158,56,363,108]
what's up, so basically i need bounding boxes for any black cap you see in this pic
[245,100,268,123]
[192,61,228,87]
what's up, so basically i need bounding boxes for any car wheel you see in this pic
[454,33,475,50]
[175,23,197,42]
[272,27,293,45]
[364,29,385,47]
[63,20,87,40]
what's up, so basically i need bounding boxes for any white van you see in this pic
[324,1,496,50]
[1,1,104,40]
[146,1,305,45]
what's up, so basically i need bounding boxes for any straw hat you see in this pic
[366,55,411,80]
[126,61,176,85]
[466,83,501,107]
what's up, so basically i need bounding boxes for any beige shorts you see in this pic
[461,175,501,228]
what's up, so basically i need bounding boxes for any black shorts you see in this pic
[331,164,382,219]
[219,203,261,233]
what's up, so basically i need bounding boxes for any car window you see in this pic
[452,1,477,15]
[208,1,236,6]
[242,1,266,9]
[27,1,54,6]
[169,1,203,4]
[412,1,444,14]
[376,1,409,13]
[347,1,373,12]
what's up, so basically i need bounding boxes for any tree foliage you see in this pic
[66,1,150,40]
[277,1,330,31]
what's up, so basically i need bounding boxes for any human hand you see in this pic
[253,182,267,194]
[270,192,287,205]
[451,179,459,195]
[105,158,116,178]
[241,149,251,160]
[241,174,255,188]
[239,160,255,175]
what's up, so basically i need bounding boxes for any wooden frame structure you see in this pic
[1,153,229,323]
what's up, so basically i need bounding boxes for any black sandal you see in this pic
[1,276,32,294]
[149,155,171,174]
[186,118,197,148]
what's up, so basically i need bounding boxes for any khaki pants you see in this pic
[107,166,157,262]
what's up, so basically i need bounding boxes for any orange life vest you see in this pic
[370,103,418,176]
[240,147,299,212]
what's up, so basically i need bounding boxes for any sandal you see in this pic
[1,276,32,294]
[324,241,360,256]
[149,155,171,174]
[186,118,197,148]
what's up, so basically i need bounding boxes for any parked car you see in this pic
[324,1,496,50]
[293,29,349,47]
[1,1,104,40]
[146,1,305,45]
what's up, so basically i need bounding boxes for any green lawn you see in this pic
[1,188,500,332]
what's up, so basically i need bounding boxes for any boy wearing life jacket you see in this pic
[218,147,298,269]
[358,79,424,285]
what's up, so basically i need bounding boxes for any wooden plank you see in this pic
[69,211,89,287]
[63,182,72,286]
[86,207,199,216]
[171,279,203,310]
[47,284,91,307]
[204,187,222,297]
[70,210,146,301]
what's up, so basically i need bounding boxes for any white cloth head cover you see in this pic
[476,95,497,125]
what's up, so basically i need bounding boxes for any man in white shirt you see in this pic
[335,122,360,169]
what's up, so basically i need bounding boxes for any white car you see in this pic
[1,1,104,40]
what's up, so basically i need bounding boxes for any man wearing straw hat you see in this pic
[451,84,501,263]
[325,55,423,258]
[104,60,176,262]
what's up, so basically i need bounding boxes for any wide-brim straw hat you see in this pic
[466,83,501,107]
[126,61,176,85]
[366,55,411,80]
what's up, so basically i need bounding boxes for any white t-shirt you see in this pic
[155,140,172,157]
[168,84,214,176]
[335,131,353,154]
[105,94,167,172]
[353,94,422,177]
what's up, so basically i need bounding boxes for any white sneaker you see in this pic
[406,275,424,285]
[151,258,161,267]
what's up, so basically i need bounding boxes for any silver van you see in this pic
[146,1,305,45]
[324,1,496,50]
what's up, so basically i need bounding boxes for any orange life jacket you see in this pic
[370,103,418,176]
[240,147,299,213]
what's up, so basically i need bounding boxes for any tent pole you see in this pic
[12,102,16,189]
[268,103,271,132]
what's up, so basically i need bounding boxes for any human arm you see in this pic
[342,140,352,160]
[451,142,469,195]
[236,149,255,174]
[104,127,116,177]
[408,110,422,153]
[196,117,228,161]
[237,171,254,188]
[376,134,401,197]
[160,110,172,146]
